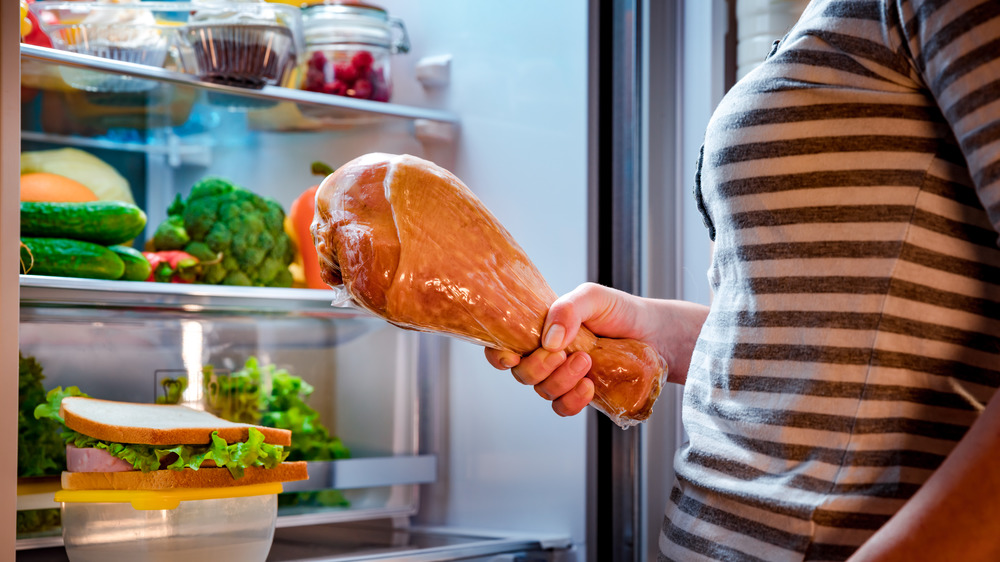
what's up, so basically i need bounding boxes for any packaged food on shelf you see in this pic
[20,0,53,48]
[182,0,303,90]
[28,1,187,93]
[46,85,199,133]
[297,0,410,102]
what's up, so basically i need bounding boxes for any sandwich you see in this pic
[35,387,308,490]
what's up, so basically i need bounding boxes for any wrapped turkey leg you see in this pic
[311,153,667,428]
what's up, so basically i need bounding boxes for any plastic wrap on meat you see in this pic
[311,153,667,428]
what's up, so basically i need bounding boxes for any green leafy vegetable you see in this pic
[149,177,296,287]
[204,363,263,424]
[33,385,89,425]
[18,357,74,478]
[222,357,351,463]
[17,509,61,536]
[213,357,352,507]
[156,376,188,405]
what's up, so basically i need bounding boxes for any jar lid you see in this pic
[54,482,283,511]
[303,1,388,20]
[302,0,408,52]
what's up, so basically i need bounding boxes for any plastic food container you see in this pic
[55,482,281,562]
[298,1,410,102]
[28,1,185,93]
[182,1,303,89]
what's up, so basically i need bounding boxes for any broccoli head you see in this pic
[149,177,295,287]
[152,215,190,250]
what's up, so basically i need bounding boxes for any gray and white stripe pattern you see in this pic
[660,0,1000,560]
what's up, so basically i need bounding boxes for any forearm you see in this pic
[849,390,1000,561]
[638,298,709,386]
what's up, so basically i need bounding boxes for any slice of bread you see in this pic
[61,397,291,446]
[61,461,309,490]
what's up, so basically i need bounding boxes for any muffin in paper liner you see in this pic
[184,23,297,90]
[182,0,302,93]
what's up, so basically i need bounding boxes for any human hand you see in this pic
[485,282,687,417]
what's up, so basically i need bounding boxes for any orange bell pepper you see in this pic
[289,162,334,289]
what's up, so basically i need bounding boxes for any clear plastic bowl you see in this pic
[28,2,184,93]
[47,24,176,92]
[183,23,298,89]
[57,485,279,562]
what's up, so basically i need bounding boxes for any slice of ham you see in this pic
[311,153,668,428]
[65,445,218,472]
[66,444,133,473]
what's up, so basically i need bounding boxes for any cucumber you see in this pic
[108,245,152,281]
[20,237,125,280]
[21,201,147,246]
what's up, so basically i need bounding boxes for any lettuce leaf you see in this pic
[226,358,350,508]
[33,385,88,426]
[18,355,70,478]
[64,427,288,478]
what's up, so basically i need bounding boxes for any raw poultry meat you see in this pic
[311,153,667,428]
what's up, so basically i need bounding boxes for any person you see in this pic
[486,0,1000,560]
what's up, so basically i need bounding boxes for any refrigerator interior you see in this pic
[10,0,594,560]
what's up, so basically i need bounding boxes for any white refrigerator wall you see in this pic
[386,1,590,544]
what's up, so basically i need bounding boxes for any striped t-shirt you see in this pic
[660,0,1000,560]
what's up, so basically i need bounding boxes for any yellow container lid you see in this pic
[54,482,283,511]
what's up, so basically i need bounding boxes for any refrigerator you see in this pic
[3,0,736,560]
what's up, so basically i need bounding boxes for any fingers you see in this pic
[533,351,591,401]
[509,348,593,418]
[552,376,595,417]
[486,281,622,421]
[484,347,521,371]
[511,348,566,386]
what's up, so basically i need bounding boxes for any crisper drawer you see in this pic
[16,276,436,550]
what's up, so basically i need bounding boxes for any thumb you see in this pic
[541,282,627,351]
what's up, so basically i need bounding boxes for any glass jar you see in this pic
[299,1,409,102]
